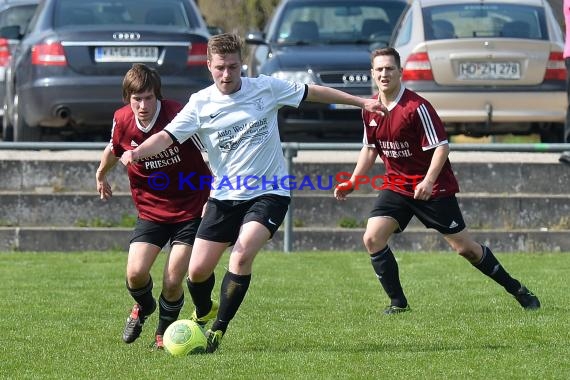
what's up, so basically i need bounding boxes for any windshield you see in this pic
[422,3,548,40]
[272,1,406,44]
[53,0,196,28]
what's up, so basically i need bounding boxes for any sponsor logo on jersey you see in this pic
[130,140,138,147]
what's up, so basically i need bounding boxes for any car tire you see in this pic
[2,100,14,141]
[13,93,41,142]
[539,123,564,143]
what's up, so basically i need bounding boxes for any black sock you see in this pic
[370,246,407,308]
[473,245,521,294]
[155,293,184,336]
[126,276,156,318]
[211,271,251,334]
[187,273,215,318]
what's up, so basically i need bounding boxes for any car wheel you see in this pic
[2,99,14,141]
[539,123,564,143]
[13,93,41,142]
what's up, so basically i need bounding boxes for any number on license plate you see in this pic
[458,62,520,79]
[94,46,159,62]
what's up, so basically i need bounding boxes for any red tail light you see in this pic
[31,42,67,66]
[402,52,434,81]
[0,38,10,67]
[544,52,566,81]
[187,41,207,66]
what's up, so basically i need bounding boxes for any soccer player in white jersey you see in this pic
[119,33,388,353]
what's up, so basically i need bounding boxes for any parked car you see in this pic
[245,0,407,141]
[0,0,39,122]
[391,0,566,142]
[1,0,213,141]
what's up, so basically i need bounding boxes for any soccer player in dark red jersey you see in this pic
[335,47,540,313]
[96,63,211,349]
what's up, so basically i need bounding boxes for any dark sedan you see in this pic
[245,0,407,141]
[1,0,213,141]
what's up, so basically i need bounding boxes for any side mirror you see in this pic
[245,31,265,45]
[207,26,224,36]
[0,25,21,40]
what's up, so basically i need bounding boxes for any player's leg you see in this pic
[418,195,540,310]
[187,238,227,325]
[365,190,413,314]
[443,229,540,310]
[186,198,234,328]
[205,194,289,353]
[151,243,191,349]
[153,218,202,346]
[123,241,161,343]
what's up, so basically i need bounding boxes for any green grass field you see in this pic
[1,251,568,379]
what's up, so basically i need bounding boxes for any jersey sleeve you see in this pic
[110,115,124,157]
[265,75,306,108]
[164,96,200,144]
[415,101,448,151]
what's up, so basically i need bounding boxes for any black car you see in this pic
[1,0,213,141]
[0,0,39,122]
[245,0,407,141]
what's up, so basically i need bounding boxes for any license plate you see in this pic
[94,46,159,62]
[458,62,521,80]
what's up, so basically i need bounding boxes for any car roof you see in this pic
[283,0,408,3]
[0,0,39,9]
[417,0,544,6]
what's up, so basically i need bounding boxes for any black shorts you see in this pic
[369,190,466,234]
[130,217,201,247]
[196,194,291,244]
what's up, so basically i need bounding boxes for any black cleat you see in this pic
[205,329,223,353]
[122,301,156,343]
[383,304,411,315]
[513,286,541,310]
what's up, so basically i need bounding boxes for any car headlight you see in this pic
[271,70,316,84]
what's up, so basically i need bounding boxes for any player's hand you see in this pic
[363,98,389,116]
[413,180,433,201]
[96,176,113,200]
[120,150,136,166]
[334,181,354,200]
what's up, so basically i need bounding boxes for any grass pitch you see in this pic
[0,251,568,379]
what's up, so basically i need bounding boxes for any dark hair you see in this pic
[370,47,401,69]
[122,63,162,103]
[207,33,243,61]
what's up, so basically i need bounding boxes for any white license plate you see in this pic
[458,62,521,80]
[94,46,159,62]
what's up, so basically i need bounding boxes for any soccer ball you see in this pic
[163,319,207,356]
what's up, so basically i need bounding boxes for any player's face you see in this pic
[371,55,402,97]
[130,90,158,126]
[208,53,242,95]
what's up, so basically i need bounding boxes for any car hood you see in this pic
[264,44,375,72]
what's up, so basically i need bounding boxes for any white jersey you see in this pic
[165,75,306,200]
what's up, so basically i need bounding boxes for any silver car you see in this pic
[390,0,566,142]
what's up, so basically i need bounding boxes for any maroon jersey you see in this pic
[111,99,210,223]
[362,87,459,198]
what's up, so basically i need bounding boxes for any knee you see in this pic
[126,268,148,287]
[363,231,386,253]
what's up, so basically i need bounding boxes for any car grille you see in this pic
[318,71,371,87]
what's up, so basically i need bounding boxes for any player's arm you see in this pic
[334,146,378,200]
[413,143,449,201]
[96,143,119,200]
[305,84,388,116]
[120,130,173,166]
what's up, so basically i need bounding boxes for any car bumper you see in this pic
[19,76,211,128]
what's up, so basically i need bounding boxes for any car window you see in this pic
[0,4,38,34]
[393,8,413,47]
[422,3,547,41]
[53,0,195,28]
[273,1,406,43]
